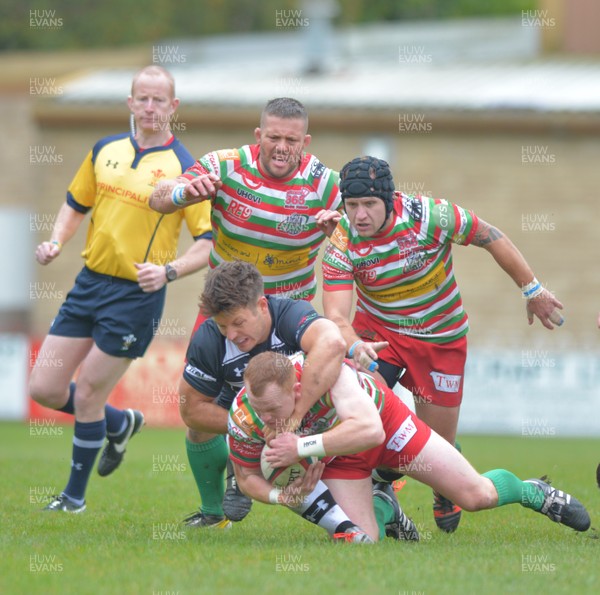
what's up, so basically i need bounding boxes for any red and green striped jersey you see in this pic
[182,144,341,301]
[322,193,479,344]
[227,354,385,468]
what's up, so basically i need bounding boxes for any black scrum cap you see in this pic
[339,156,395,218]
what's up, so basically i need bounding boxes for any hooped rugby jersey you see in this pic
[227,353,386,468]
[183,296,321,408]
[181,144,341,301]
[67,133,212,282]
[323,193,479,343]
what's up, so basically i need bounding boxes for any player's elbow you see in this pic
[371,425,387,448]
[149,182,177,214]
[356,419,386,450]
[320,328,347,361]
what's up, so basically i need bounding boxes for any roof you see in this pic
[47,17,600,116]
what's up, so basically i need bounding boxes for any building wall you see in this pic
[11,99,599,353]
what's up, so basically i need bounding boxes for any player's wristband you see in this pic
[297,434,326,458]
[171,183,187,206]
[269,488,282,505]
[522,277,544,299]
[348,340,363,357]
[50,240,62,250]
[349,340,377,372]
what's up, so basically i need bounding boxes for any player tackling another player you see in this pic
[228,351,591,542]
[177,260,347,528]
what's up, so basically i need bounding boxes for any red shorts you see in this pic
[352,311,467,408]
[322,385,431,480]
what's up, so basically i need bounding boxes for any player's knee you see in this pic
[458,481,496,512]
[187,428,216,443]
[179,399,195,428]
[29,372,64,408]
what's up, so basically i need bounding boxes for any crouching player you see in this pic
[228,352,590,542]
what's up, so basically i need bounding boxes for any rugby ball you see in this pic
[260,445,315,487]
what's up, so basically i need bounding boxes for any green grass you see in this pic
[1,423,598,595]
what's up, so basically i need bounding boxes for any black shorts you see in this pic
[50,267,166,358]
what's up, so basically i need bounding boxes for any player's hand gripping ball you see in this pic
[260,445,316,488]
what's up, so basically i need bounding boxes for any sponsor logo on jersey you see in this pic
[297,313,319,327]
[97,181,145,204]
[263,251,307,270]
[386,415,417,452]
[355,256,380,269]
[356,269,377,284]
[231,439,261,462]
[324,244,353,268]
[322,261,351,281]
[396,231,418,257]
[217,148,240,161]
[310,159,326,179]
[360,259,446,303]
[276,213,309,236]
[184,364,217,382]
[227,199,252,221]
[404,195,423,221]
[198,156,215,175]
[236,187,261,204]
[458,209,469,236]
[397,231,426,272]
[227,421,247,441]
[330,225,348,252]
[430,371,461,393]
[284,187,310,209]
[233,403,257,436]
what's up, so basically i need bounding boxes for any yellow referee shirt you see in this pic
[66,133,211,282]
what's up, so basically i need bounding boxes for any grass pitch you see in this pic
[1,422,598,595]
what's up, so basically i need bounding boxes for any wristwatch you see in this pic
[165,263,178,283]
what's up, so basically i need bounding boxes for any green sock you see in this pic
[482,469,544,510]
[186,435,229,517]
[373,494,396,540]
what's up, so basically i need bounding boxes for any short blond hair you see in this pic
[244,352,295,399]
[131,65,175,98]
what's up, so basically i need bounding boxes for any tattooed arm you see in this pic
[471,218,535,285]
[471,218,563,329]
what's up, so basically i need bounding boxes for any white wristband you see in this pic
[522,277,544,299]
[269,488,282,505]
[297,434,326,458]
[171,183,187,206]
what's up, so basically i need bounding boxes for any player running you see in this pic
[30,66,212,513]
